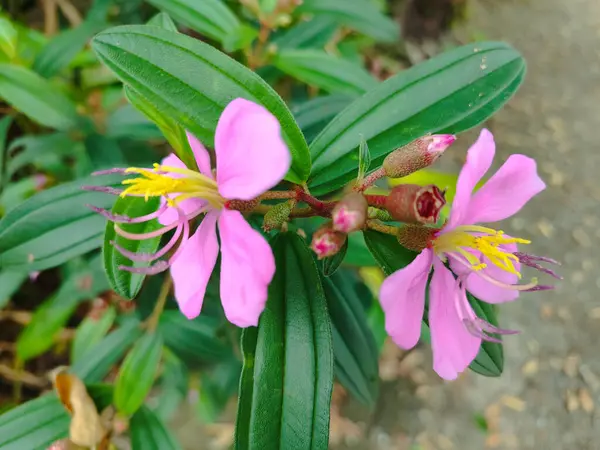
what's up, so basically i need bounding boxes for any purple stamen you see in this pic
[474,318,520,336]
[515,252,563,280]
[524,284,555,292]
[82,185,124,195]
[463,320,503,344]
[86,203,168,224]
[91,168,130,176]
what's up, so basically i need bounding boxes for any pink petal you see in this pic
[461,154,546,225]
[186,131,213,176]
[218,209,275,327]
[429,259,481,380]
[170,211,220,319]
[158,153,205,226]
[446,129,495,231]
[214,98,291,201]
[379,249,433,349]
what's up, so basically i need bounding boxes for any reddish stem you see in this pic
[364,194,387,208]
[356,167,386,192]
[295,188,335,215]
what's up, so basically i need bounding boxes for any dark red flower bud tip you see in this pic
[384,184,446,225]
[415,185,446,224]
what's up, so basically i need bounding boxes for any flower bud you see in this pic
[382,134,455,178]
[397,224,437,252]
[225,198,260,212]
[310,223,347,260]
[332,192,368,233]
[263,201,294,232]
[384,184,446,224]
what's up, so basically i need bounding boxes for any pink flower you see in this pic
[379,129,552,380]
[88,98,291,327]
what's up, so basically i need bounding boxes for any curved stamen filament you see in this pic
[111,220,182,262]
[86,203,168,224]
[449,254,538,291]
[118,207,191,275]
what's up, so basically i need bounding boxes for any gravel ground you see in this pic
[173,0,600,448]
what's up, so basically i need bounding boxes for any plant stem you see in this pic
[146,276,173,332]
[366,220,399,236]
[258,190,296,200]
[356,167,386,191]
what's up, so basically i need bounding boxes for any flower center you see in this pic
[120,163,224,208]
[433,225,530,278]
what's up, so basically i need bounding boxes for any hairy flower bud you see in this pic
[225,198,260,212]
[263,201,294,232]
[384,184,446,224]
[332,192,368,233]
[310,224,347,260]
[382,134,456,178]
[397,224,437,252]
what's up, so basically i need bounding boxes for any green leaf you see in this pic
[0,269,27,309]
[153,350,188,421]
[323,270,379,406]
[5,132,80,183]
[159,310,231,365]
[84,133,126,170]
[72,319,143,382]
[115,331,164,415]
[357,135,371,181]
[321,237,347,276]
[363,230,418,275]
[0,63,81,130]
[0,394,69,450]
[32,21,103,77]
[92,25,311,183]
[124,86,195,169]
[293,94,351,143]
[345,232,376,267]
[298,0,399,43]
[146,0,240,45]
[308,42,526,195]
[197,357,242,423]
[0,174,121,271]
[71,306,117,363]
[467,294,504,376]
[106,104,163,140]
[0,16,17,60]
[273,16,338,50]
[130,405,182,450]
[236,233,333,450]
[103,196,161,299]
[148,12,178,31]
[16,256,110,361]
[274,50,378,96]
[0,115,12,188]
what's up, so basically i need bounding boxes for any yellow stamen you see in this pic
[120,165,224,208]
[433,225,530,278]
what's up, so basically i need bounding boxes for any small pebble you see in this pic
[578,388,595,413]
